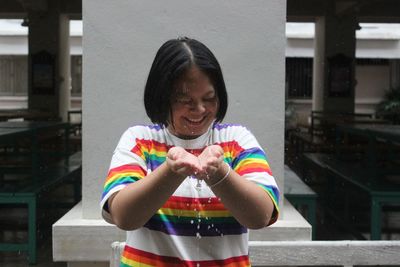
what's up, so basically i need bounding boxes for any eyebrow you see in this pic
[175,87,216,96]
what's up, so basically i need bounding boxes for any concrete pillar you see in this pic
[27,1,70,120]
[58,14,71,122]
[312,17,326,112]
[81,0,287,220]
[312,3,357,113]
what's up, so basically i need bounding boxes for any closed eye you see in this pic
[175,97,192,104]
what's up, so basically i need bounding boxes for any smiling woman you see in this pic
[100,37,280,267]
[169,67,219,139]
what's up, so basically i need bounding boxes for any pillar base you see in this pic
[53,200,311,265]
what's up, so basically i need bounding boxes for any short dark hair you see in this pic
[144,37,228,125]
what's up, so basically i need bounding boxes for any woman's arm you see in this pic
[207,162,275,229]
[198,145,277,229]
[108,147,201,231]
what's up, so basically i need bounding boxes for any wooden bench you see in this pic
[0,151,82,264]
[110,240,400,266]
[284,165,317,239]
[303,152,400,240]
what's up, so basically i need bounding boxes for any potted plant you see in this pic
[376,87,400,124]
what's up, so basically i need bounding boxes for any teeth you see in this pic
[187,118,203,123]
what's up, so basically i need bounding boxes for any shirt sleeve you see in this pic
[229,127,280,225]
[100,127,148,224]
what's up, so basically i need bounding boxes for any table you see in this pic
[333,124,400,239]
[0,122,75,264]
[0,121,70,178]
[336,124,400,142]
[336,124,400,175]
[0,109,54,121]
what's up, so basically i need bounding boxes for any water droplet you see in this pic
[195,179,202,192]
[190,220,194,224]
[197,263,201,267]
[196,232,201,239]
[197,224,200,229]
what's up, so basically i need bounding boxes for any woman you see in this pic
[101,37,280,266]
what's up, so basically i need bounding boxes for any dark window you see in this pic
[71,55,82,96]
[0,56,28,96]
[356,58,389,66]
[286,57,313,99]
[0,55,82,97]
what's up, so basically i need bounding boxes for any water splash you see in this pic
[195,178,202,191]
[191,171,202,192]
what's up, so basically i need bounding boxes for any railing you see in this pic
[110,240,400,267]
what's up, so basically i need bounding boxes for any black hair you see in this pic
[144,37,228,125]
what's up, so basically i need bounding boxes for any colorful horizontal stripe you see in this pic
[144,196,246,236]
[219,141,244,163]
[102,164,147,199]
[131,138,171,170]
[121,245,251,267]
[233,147,272,176]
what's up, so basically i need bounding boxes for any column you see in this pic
[27,1,70,120]
[312,3,358,113]
[58,14,71,122]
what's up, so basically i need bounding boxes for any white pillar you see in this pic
[59,14,71,122]
[312,17,325,112]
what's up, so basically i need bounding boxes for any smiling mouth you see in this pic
[185,116,206,125]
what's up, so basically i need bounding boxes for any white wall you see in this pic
[83,0,286,219]
[356,65,389,100]
[355,65,389,113]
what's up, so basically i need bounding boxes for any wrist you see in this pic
[207,162,231,188]
[164,161,187,181]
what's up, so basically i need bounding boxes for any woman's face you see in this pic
[168,67,219,139]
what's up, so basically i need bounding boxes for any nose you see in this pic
[191,101,206,113]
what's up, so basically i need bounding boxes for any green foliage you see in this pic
[376,87,400,124]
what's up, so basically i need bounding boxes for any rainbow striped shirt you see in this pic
[101,123,280,267]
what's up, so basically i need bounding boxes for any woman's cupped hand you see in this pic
[166,145,224,179]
